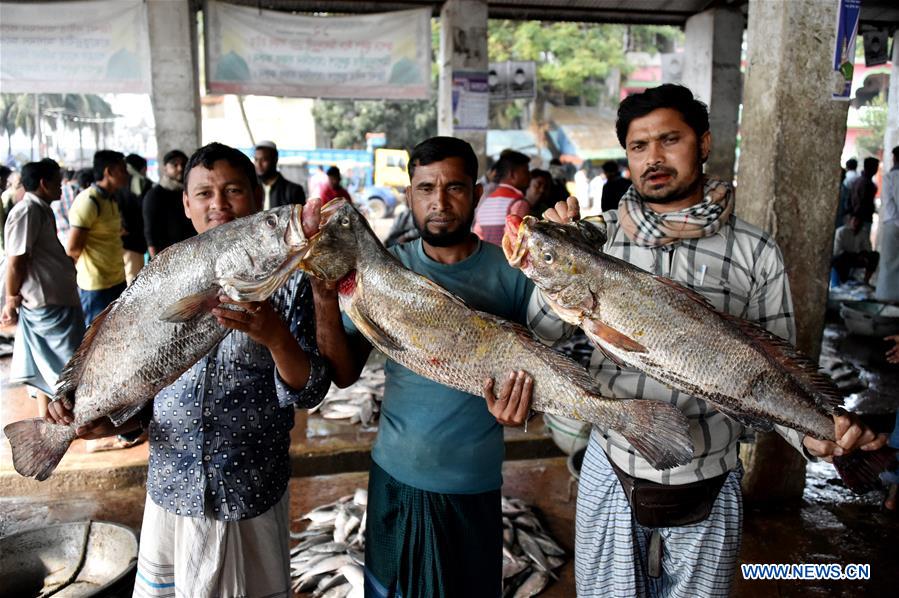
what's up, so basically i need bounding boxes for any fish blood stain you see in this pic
[338,271,357,296]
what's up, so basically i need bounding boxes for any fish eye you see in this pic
[264,215,277,229]
[543,252,554,264]
[340,216,351,227]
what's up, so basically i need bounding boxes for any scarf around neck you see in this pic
[617,178,734,248]
[159,174,184,192]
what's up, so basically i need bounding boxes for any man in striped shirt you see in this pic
[545,85,885,598]
[473,149,531,245]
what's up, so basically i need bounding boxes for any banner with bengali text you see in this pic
[204,1,431,100]
[0,0,151,94]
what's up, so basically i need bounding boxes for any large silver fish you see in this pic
[502,215,894,490]
[299,200,694,470]
[4,205,309,480]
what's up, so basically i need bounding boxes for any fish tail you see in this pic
[3,418,76,481]
[616,400,694,470]
[832,446,898,494]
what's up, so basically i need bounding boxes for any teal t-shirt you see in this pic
[343,238,534,494]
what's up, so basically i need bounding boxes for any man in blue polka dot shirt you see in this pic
[49,143,331,597]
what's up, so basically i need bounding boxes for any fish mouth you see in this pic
[285,204,306,249]
[320,198,348,226]
[502,215,531,268]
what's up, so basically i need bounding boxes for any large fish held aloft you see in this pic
[299,200,694,470]
[4,205,310,480]
[503,214,893,490]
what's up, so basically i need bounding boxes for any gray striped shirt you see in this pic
[588,210,808,484]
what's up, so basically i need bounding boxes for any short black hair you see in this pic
[326,166,341,178]
[21,158,60,192]
[125,153,147,172]
[93,150,125,182]
[76,168,94,189]
[183,142,258,191]
[616,84,709,148]
[863,157,880,173]
[163,149,188,165]
[892,146,899,161]
[602,160,621,175]
[408,136,479,183]
[845,158,858,170]
[529,168,551,183]
[494,150,530,182]
[0,166,10,181]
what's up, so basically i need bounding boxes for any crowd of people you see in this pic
[0,83,894,598]
[832,149,899,302]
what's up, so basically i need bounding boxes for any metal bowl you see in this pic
[0,521,137,598]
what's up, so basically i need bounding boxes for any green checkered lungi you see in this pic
[364,461,502,597]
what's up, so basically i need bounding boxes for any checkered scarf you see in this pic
[617,178,735,248]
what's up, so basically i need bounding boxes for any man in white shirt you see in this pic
[875,146,899,302]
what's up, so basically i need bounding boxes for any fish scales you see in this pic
[4,205,308,480]
[504,215,839,441]
[301,201,695,470]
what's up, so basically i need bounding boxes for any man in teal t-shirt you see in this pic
[311,137,567,597]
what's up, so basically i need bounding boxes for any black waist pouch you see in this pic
[609,458,728,528]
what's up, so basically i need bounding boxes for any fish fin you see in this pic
[583,320,647,354]
[833,446,898,494]
[714,404,775,432]
[616,400,694,470]
[55,300,116,404]
[3,418,76,481]
[652,274,717,308]
[722,313,845,413]
[582,327,630,368]
[219,252,306,302]
[159,288,221,323]
[348,307,403,353]
[107,402,148,428]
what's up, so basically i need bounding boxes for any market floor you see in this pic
[3,456,897,598]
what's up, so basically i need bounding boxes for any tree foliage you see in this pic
[1,93,114,158]
[856,95,888,159]
[312,96,437,150]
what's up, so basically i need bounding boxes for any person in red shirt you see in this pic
[473,150,530,245]
[320,166,352,205]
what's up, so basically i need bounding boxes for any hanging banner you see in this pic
[0,0,151,94]
[452,71,488,131]
[204,2,431,100]
[831,0,861,100]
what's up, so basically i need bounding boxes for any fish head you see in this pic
[503,214,605,315]
[301,199,371,281]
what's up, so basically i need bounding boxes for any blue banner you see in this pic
[832,0,861,100]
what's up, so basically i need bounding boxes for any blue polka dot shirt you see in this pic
[146,273,330,520]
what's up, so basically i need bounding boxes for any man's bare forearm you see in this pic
[311,281,368,388]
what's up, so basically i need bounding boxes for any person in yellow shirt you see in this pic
[66,150,129,327]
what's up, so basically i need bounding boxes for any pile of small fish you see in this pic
[310,362,384,427]
[501,496,567,597]
[291,491,567,597]
[290,489,367,597]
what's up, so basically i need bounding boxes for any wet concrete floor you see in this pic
[1,315,897,596]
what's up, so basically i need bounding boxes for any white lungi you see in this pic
[132,490,291,598]
[575,443,743,598]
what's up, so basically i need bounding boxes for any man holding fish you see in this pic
[525,84,887,597]
[307,136,571,597]
[46,143,331,598]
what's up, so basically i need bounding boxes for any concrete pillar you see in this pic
[147,0,201,162]
[682,7,743,182]
[884,31,899,160]
[438,0,488,172]
[737,0,851,503]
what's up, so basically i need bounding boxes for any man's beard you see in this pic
[415,210,475,247]
[636,150,704,205]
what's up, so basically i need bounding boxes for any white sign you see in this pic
[488,61,537,101]
[0,0,151,94]
[452,71,488,131]
[204,2,432,100]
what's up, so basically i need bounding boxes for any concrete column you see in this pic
[884,31,899,160]
[147,0,201,162]
[737,0,851,503]
[438,0,488,172]
[682,7,743,182]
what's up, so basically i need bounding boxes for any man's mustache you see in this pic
[641,165,677,181]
